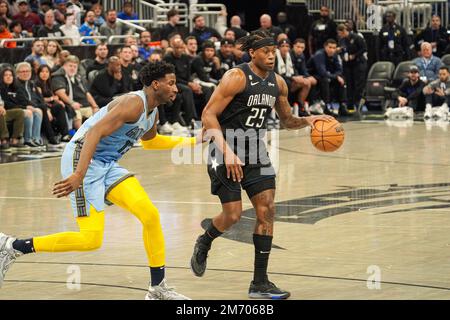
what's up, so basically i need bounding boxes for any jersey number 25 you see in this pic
[245,107,267,128]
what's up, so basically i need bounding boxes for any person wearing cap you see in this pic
[189,14,221,50]
[413,42,443,83]
[398,65,425,109]
[191,40,221,90]
[12,0,41,34]
[117,1,137,21]
[217,37,236,75]
[337,23,367,111]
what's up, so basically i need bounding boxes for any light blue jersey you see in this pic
[70,90,157,163]
[61,90,157,217]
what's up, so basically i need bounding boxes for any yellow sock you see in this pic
[106,177,165,267]
[33,207,104,252]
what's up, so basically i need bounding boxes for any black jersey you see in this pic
[212,63,280,167]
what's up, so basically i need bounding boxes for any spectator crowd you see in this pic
[1,1,450,153]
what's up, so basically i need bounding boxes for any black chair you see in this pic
[441,54,450,68]
[359,61,395,112]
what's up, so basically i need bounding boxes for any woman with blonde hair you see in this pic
[43,40,62,69]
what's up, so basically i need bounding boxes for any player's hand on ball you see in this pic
[224,151,244,182]
[305,115,334,128]
[53,172,84,198]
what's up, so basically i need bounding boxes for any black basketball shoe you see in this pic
[190,236,211,277]
[248,280,291,300]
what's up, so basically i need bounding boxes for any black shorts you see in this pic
[207,163,276,204]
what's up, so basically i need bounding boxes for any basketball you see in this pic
[310,119,345,152]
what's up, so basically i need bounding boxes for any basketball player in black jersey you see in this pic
[190,30,333,299]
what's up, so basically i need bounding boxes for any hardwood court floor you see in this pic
[1,120,450,300]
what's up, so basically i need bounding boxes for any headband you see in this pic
[252,38,275,50]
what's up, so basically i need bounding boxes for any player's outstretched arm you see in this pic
[140,112,204,150]
[274,74,334,130]
[53,95,144,198]
[202,68,246,182]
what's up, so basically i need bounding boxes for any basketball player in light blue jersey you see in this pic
[0,61,202,300]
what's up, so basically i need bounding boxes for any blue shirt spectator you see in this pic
[414,42,443,82]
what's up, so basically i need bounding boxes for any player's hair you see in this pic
[139,61,175,87]
[324,38,337,46]
[237,29,273,52]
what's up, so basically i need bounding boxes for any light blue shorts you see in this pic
[61,141,134,217]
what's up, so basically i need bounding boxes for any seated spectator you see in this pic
[307,39,348,115]
[16,62,59,146]
[276,11,297,42]
[138,30,155,62]
[36,10,63,38]
[38,1,53,22]
[130,44,145,66]
[397,66,426,109]
[190,15,221,49]
[0,66,42,149]
[276,32,288,43]
[414,42,443,83]
[9,20,27,47]
[124,35,137,46]
[233,42,251,64]
[191,40,222,88]
[54,0,68,25]
[0,0,12,26]
[12,0,41,35]
[90,56,131,107]
[51,49,70,73]
[423,66,450,118]
[60,13,81,45]
[415,15,448,58]
[275,38,315,113]
[229,15,248,40]
[185,35,198,59]
[259,14,283,41]
[0,17,15,48]
[0,89,25,151]
[25,40,47,67]
[91,2,105,27]
[79,10,100,45]
[217,38,236,74]
[52,55,99,129]
[119,45,140,90]
[35,64,70,141]
[223,28,236,42]
[164,38,200,125]
[42,40,62,70]
[160,9,184,49]
[309,6,337,55]
[117,1,138,21]
[85,42,109,79]
[99,9,130,45]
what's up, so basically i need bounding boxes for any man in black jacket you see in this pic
[191,40,222,87]
[309,6,337,55]
[379,11,410,66]
[189,15,221,49]
[337,24,368,110]
[89,56,131,107]
[308,39,348,116]
[163,38,200,123]
[415,15,448,58]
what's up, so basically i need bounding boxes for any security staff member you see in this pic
[379,11,410,66]
[309,6,337,55]
[337,24,368,109]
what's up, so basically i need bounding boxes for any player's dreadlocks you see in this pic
[237,29,275,52]
[139,61,175,87]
